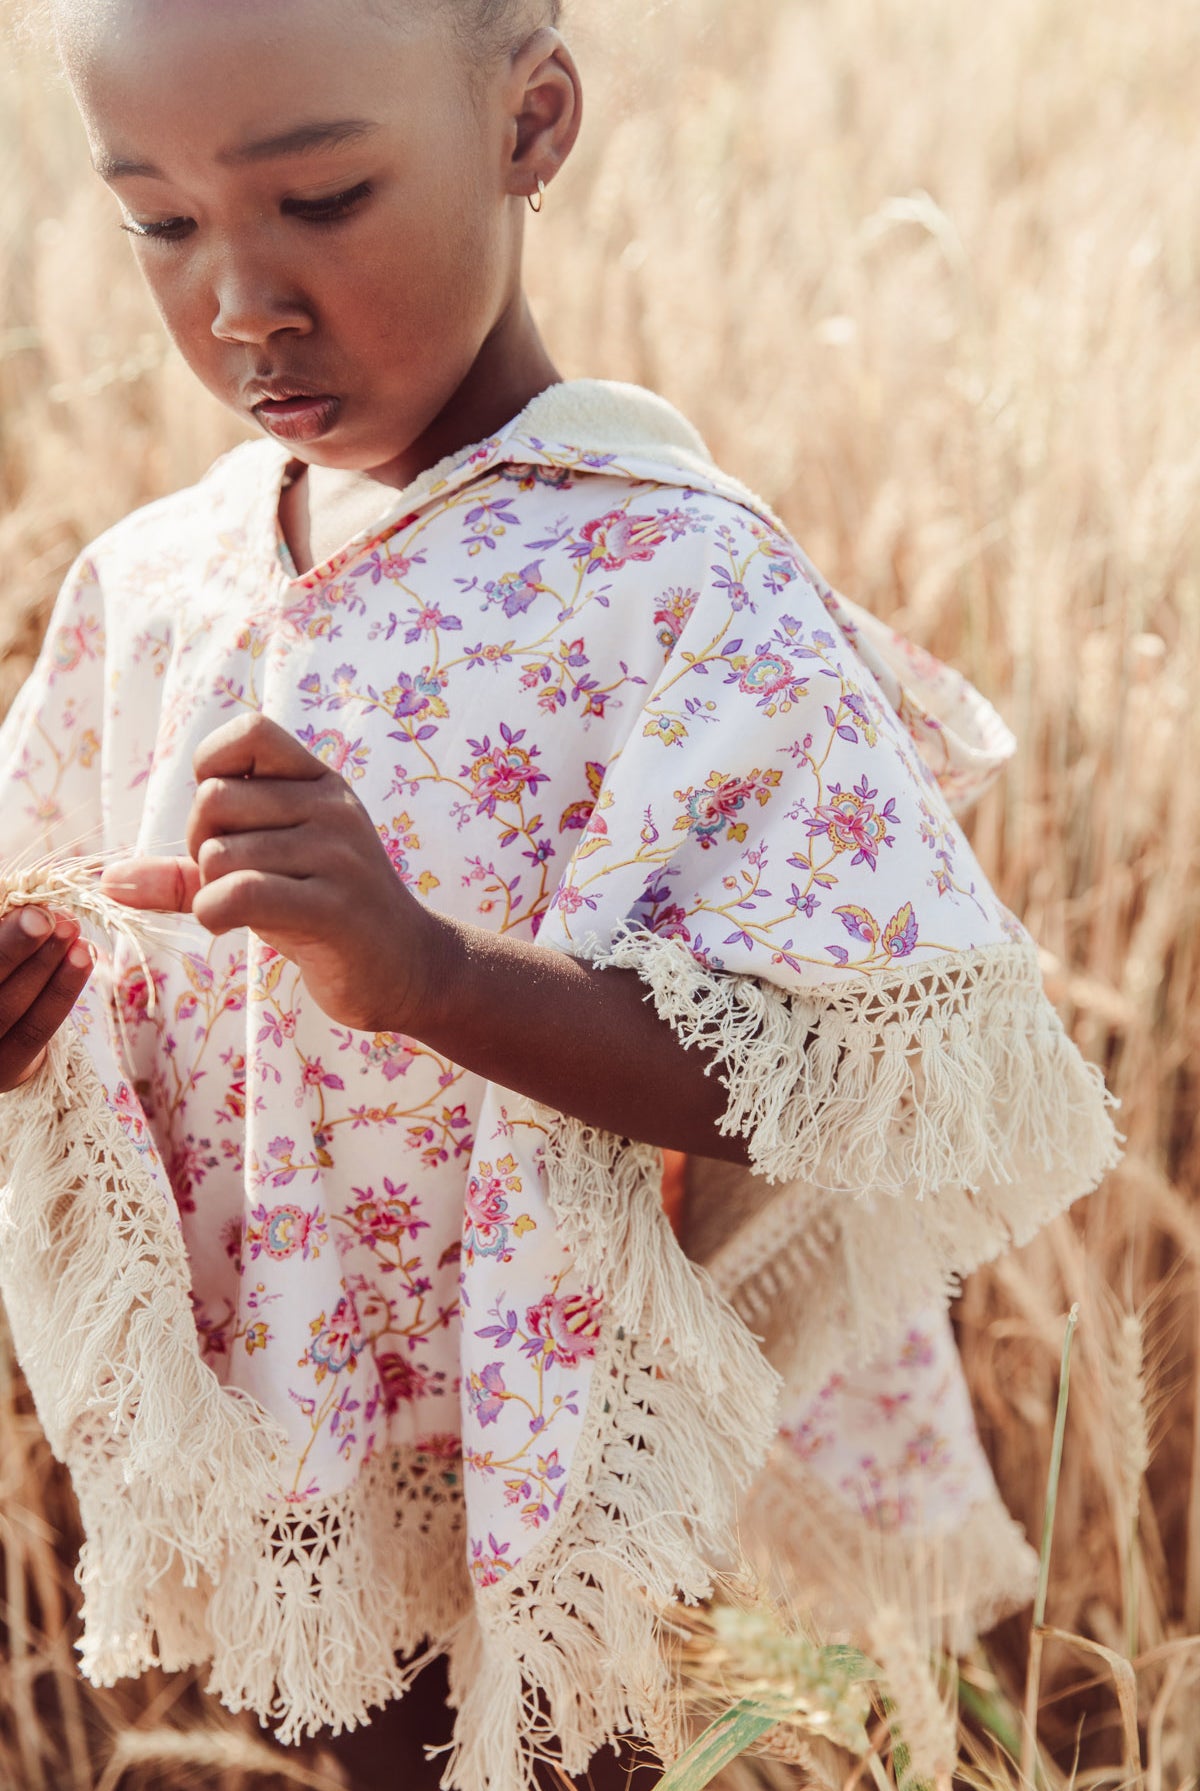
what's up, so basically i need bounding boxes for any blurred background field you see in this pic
[2,0,1200,1785]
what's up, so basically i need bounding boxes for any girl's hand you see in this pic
[0,907,95,1094]
[99,713,443,1034]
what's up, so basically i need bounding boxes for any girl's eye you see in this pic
[120,215,194,243]
[282,182,373,225]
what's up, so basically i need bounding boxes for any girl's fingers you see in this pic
[0,928,94,1090]
[193,712,326,785]
[191,868,334,939]
[186,775,322,862]
[0,909,79,1003]
[0,906,74,978]
[100,855,202,913]
[195,825,314,887]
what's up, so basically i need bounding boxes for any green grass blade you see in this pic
[651,1700,784,1791]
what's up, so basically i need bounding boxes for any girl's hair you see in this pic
[435,0,564,58]
[14,1,565,59]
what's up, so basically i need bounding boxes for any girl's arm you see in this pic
[100,713,752,1165]
[409,911,747,1161]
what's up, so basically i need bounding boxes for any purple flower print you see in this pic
[469,1362,509,1428]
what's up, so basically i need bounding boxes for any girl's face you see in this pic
[59,0,571,478]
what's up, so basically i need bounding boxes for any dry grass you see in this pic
[2,0,1199,1784]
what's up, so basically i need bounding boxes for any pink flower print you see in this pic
[50,613,101,676]
[247,1201,327,1262]
[295,724,370,781]
[377,1352,435,1413]
[221,1052,248,1121]
[468,1362,509,1428]
[655,905,692,943]
[652,587,698,652]
[462,1157,530,1264]
[222,1217,245,1272]
[469,1531,513,1588]
[463,726,550,816]
[116,963,166,1025]
[111,1081,153,1153]
[300,1055,345,1093]
[899,1328,936,1370]
[167,1132,218,1212]
[466,1172,507,1232]
[307,1294,366,1377]
[348,1179,428,1246]
[874,1391,913,1422]
[806,776,900,871]
[417,1432,462,1463]
[578,510,668,571]
[732,650,808,714]
[673,769,782,849]
[904,1426,951,1471]
[524,1289,603,1368]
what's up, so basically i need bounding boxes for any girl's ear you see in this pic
[503,27,583,205]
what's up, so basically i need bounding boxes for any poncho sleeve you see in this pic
[0,554,107,865]
[0,553,285,1690]
[534,497,1123,1391]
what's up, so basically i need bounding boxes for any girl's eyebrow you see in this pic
[96,119,381,183]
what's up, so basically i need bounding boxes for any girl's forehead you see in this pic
[56,0,465,148]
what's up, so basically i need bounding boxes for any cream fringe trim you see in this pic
[599,927,1123,1391]
[437,1123,785,1791]
[0,925,1117,1784]
[742,1444,1039,1657]
[0,1026,288,1680]
[0,1027,473,1732]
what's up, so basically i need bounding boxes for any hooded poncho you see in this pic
[0,380,1121,1789]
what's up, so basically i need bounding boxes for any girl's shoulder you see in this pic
[81,438,281,581]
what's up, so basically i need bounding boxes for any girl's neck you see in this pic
[371,292,561,492]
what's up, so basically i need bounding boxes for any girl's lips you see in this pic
[252,394,342,443]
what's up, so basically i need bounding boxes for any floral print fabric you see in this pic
[0,380,1041,1677]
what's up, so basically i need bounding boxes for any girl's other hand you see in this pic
[99,712,445,1035]
[0,907,95,1094]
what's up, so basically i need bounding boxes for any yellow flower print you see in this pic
[643,712,688,748]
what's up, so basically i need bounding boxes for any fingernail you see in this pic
[68,940,94,969]
[19,908,52,938]
[54,912,77,940]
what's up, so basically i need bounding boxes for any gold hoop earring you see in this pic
[527,177,546,215]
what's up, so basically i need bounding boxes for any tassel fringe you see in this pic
[597,928,1124,1392]
[0,920,1119,1786]
[0,1027,288,1680]
[742,1444,1039,1656]
[437,1118,785,1791]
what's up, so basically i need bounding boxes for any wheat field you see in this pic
[2,0,1199,1785]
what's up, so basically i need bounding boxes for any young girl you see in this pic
[0,3,1122,1788]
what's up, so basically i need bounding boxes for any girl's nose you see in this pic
[210,261,312,346]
